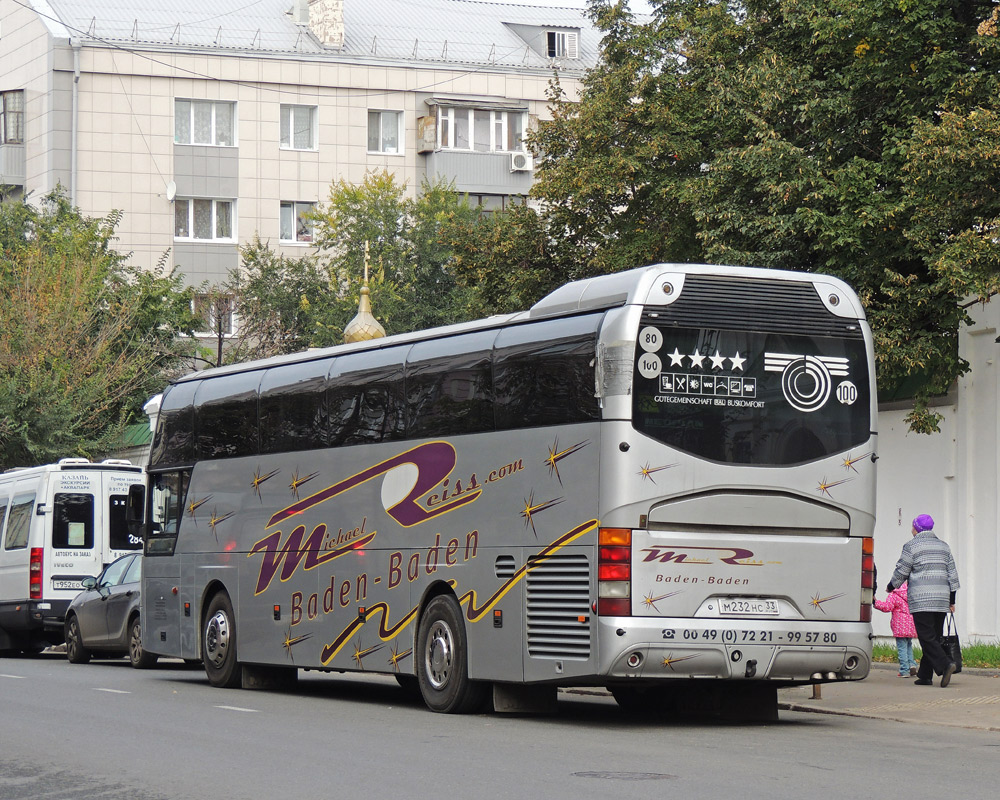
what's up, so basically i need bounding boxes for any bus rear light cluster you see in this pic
[29,547,43,600]
[598,528,631,616]
[860,537,874,622]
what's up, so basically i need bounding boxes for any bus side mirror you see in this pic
[126,484,146,539]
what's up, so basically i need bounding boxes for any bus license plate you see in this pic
[720,598,779,616]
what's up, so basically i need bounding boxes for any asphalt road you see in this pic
[1,653,998,800]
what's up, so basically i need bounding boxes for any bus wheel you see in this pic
[203,593,241,688]
[65,616,91,665]
[128,616,158,669]
[416,595,488,714]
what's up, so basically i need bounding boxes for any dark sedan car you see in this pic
[64,553,157,668]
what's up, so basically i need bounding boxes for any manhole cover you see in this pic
[573,772,677,781]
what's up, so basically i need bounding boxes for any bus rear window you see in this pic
[632,324,871,465]
[53,493,95,549]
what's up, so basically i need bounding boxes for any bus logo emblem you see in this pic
[764,353,850,413]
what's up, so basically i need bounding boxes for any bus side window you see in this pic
[3,494,36,550]
[52,493,95,549]
[494,314,603,430]
[195,372,263,460]
[259,359,331,454]
[149,380,199,468]
[405,331,497,439]
[328,347,408,447]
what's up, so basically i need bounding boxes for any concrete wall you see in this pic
[874,298,1000,644]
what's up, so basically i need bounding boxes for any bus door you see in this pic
[47,474,103,597]
[103,472,144,565]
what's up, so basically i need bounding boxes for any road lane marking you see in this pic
[215,705,259,713]
[0,674,25,679]
[94,688,131,694]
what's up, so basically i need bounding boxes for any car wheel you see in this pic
[203,592,241,688]
[65,616,91,665]
[128,616,158,669]
[416,595,487,713]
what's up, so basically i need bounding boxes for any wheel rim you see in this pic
[67,621,79,659]
[424,619,455,690]
[129,622,142,663]
[205,610,231,669]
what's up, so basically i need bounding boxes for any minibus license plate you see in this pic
[720,598,779,616]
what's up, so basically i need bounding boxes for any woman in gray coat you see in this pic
[886,514,960,687]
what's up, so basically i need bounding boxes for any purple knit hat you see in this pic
[912,514,934,532]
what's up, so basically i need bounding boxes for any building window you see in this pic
[0,90,24,144]
[174,100,236,146]
[280,202,315,243]
[368,110,402,154]
[174,198,235,241]
[192,293,236,337]
[466,194,527,213]
[437,107,524,153]
[546,31,579,59]
[280,105,317,150]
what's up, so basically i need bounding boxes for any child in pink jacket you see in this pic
[874,582,918,676]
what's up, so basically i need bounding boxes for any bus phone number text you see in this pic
[661,629,839,644]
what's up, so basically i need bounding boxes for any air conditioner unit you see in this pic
[510,152,534,172]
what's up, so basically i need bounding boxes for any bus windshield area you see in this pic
[632,324,871,465]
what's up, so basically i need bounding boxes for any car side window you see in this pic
[100,556,133,588]
[123,556,142,585]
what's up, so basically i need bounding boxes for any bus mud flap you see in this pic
[493,682,557,714]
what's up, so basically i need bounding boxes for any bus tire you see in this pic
[203,592,241,688]
[416,595,487,714]
[65,616,91,665]
[128,616,158,669]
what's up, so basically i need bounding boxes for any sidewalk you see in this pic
[779,663,1000,731]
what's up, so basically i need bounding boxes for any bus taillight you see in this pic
[860,537,874,622]
[29,548,43,600]
[598,528,631,616]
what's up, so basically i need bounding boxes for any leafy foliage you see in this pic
[0,191,199,468]
[531,0,1000,432]
[306,171,482,343]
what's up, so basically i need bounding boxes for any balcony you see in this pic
[0,142,25,187]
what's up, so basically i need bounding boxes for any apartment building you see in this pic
[0,0,599,288]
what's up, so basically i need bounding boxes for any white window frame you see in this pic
[279,201,315,243]
[367,110,403,155]
[436,107,525,153]
[174,198,236,242]
[0,89,24,144]
[280,104,317,150]
[546,30,579,59]
[191,293,237,338]
[174,99,236,146]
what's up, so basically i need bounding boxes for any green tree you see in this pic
[533,0,1000,432]
[308,170,482,343]
[0,191,199,468]
[192,236,329,367]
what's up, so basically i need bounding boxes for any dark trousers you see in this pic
[913,611,952,680]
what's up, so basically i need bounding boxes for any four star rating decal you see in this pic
[666,347,746,371]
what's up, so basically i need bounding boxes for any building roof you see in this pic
[32,0,600,72]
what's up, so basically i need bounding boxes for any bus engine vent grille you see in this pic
[495,554,516,580]
[526,553,591,660]
[645,274,864,339]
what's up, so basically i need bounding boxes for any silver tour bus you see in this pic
[134,264,876,718]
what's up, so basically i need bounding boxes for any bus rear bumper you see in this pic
[597,617,872,685]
